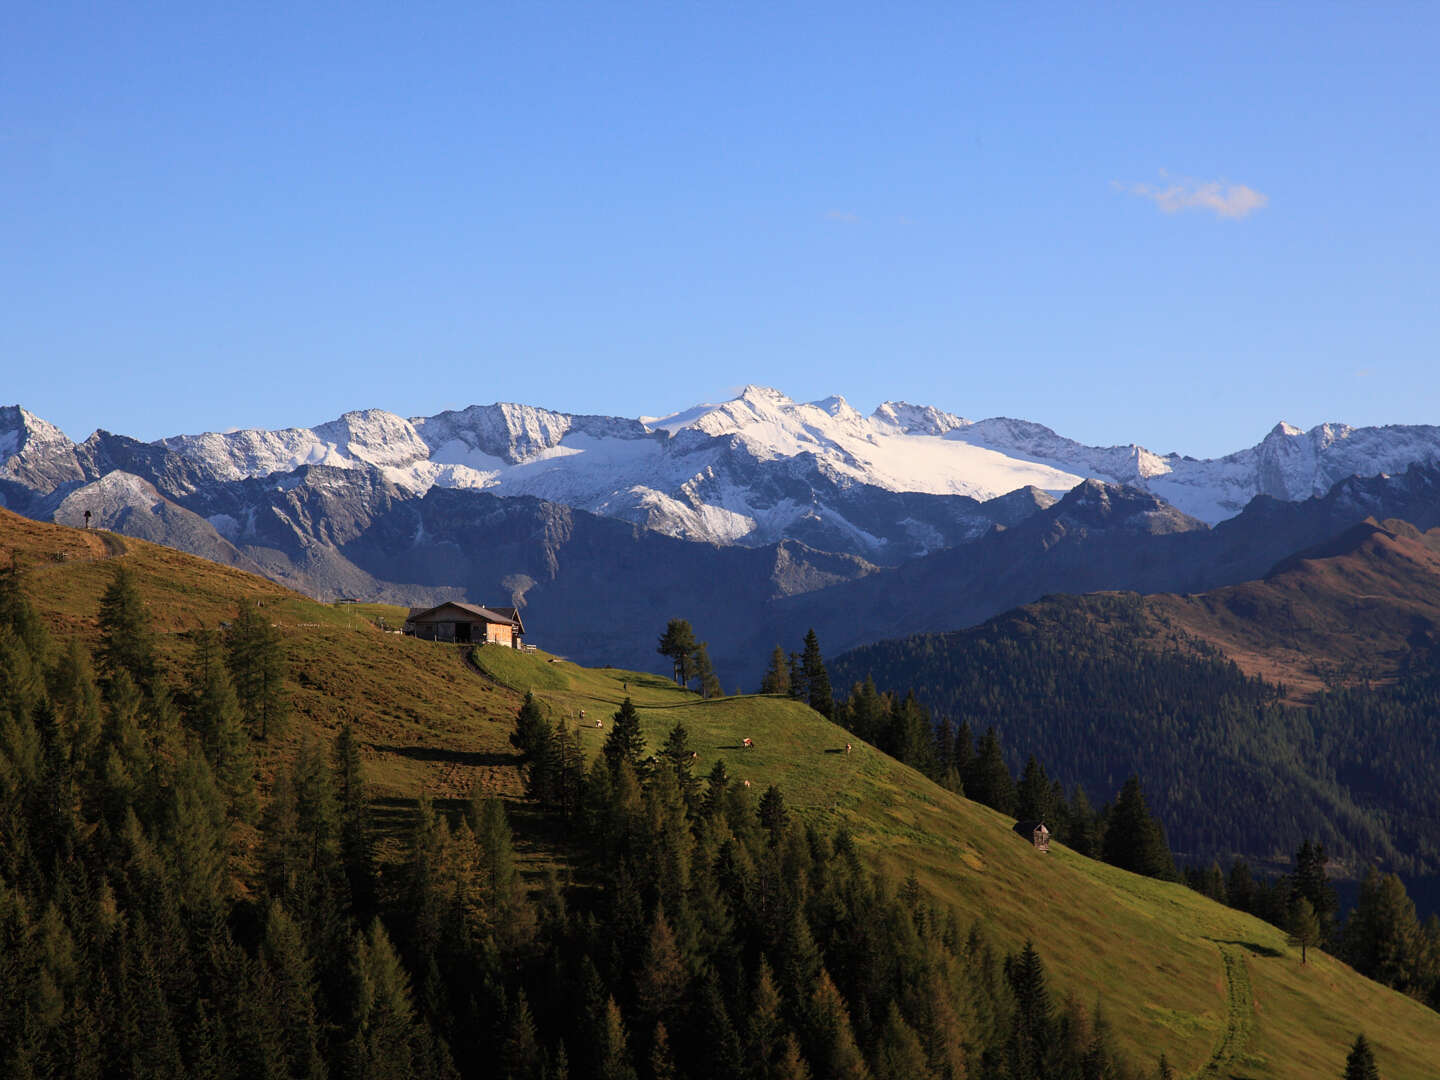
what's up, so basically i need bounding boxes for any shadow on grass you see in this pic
[1211,938,1283,958]
[373,745,519,768]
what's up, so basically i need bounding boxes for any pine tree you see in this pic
[1015,756,1054,824]
[1342,1033,1380,1080]
[1344,869,1419,989]
[760,646,791,695]
[759,785,789,844]
[226,603,289,740]
[965,728,1015,815]
[97,565,157,694]
[347,918,418,1079]
[806,968,870,1080]
[335,724,375,914]
[603,698,647,779]
[1293,840,1339,942]
[1100,777,1174,880]
[801,630,833,719]
[189,632,257,822]
[1005,941,1054,1080]
[661,721,701,809]
[656,619,699,686]
[510,692,547,760]
[260,902,326,1079]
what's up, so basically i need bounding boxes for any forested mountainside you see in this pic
[5,508,1440,1076]
[830,533,1440,889]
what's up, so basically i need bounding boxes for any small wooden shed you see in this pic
[403,602,526,647]
[1013,820,1051,854]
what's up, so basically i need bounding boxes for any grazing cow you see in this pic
[845,743,853,754]
[595,718,603,728]
[742,779,751,788]
[690,751,700,760]
[742,737,754,749]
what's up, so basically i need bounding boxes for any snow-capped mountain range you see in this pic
[6,387,1440,560]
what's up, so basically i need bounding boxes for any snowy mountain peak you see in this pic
[872,401,969,436]
[0,404,85,491]
[1268,421,1306,439]
[312,409,429,469]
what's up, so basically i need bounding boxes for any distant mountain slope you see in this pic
[830,514,1440,885]
[759,464,1440,668]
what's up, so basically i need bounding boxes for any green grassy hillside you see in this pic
[474,645,1440,1079]
[6,507,1439,1078]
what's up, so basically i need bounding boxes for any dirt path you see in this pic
[1197,944,1256,1078]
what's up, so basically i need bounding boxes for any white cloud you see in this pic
[825,210,861,224]
[1116,174,1269,220]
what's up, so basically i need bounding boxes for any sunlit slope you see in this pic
[0,509,525,800]
[475,645,1440,1080]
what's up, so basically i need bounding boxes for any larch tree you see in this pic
[760,645,791,695]
[1287,897,1323,964]
[656,619,698,686]
[98,564,157,694]
[226,603,289,740]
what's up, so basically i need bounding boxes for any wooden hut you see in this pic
[403,602,526,647]
[1013,820,1051,853]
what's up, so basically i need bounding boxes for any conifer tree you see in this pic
[747,957,786,1077]
[656,619,699,686]
[1015,756,1054,824]
[189,632,257,822]
[1005,941,1055,1080]
[661,721,701,809]
[806,968,870,1080]
[695,642,722,699]
[1293,839,1339,942]
[347,918,419,1080]
[97,565,157,694]
[649,1022,678,1080]
[226,603,289,740]
[603,698,647,779]
[1100,777,1174,880]
[636,903,687,1028]
[1344,869,1419,989]
[760,646,791,695]
[965,728,1015,815]
[335,724,375,914]
[260,902,326,1079]
[801,630,833,719]
[787,652,806,701]
[759,785,789,845]
[873,1003,928,1080]
[502,990,543,1080]
[1343,1033,1380,1080]
[772,1034,813,1080]
[596,995,638,1080]
[1287,897,1323,964]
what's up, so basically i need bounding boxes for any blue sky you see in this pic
[3,3,1436,457]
